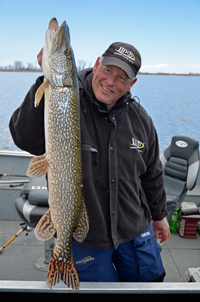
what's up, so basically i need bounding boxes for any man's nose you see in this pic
[106,74,115,86]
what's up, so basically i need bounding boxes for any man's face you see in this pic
[92,57,136,110]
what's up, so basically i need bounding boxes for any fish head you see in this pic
[42,18,78,89]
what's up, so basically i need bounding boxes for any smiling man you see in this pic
[9,41,170,283]
[92,59,136,110]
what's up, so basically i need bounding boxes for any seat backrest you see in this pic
[164,156,188,181]
[20,175,49,206]
[160,136,199,190]
[21,175,47,197]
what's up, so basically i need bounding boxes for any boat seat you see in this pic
[160,136,199,213]
[14,176,54,271]
[14,176,49,228]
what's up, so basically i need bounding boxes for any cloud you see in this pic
[141,63,170,70]
[140,63,200,74]
[0,60,14,66]
[189,64,200,68]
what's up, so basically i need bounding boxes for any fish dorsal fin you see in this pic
[35,80,48,107]
[27,154,48,178]
[73,200,89,243]
[34,209,56,241]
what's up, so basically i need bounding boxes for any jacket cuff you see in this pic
[152,210,168,221]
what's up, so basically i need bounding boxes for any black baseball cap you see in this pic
[102,42,141,79]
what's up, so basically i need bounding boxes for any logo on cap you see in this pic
[114,46,135,63]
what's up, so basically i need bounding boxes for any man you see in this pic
[9,42,170,282]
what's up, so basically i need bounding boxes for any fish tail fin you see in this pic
[62,260,80,290]
[34,209,56,241]
[47,257,79,290]
[27,154,48,178]
[46,257,62,288]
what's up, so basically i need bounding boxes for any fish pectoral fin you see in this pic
[35,80,48,107]
[73,200,89,243]
[47,257,79,290]
[34,209,57,241]
[27,154,48,178]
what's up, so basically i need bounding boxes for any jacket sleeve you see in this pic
[140,117,167,221]
[9,76,45,156]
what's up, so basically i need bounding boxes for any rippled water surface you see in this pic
[0,72,199,152]
[133,74,200,151]
[0,71,42,151]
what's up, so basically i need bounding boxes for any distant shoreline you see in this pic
[0,69,200,76]
[0,69,42,73]
[138,72,200,76]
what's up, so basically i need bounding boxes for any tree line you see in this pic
[0,61,41,70]
[0,60,91,71]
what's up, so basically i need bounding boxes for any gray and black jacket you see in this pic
[9,68,167,249]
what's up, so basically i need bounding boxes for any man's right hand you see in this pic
[37,48,43,67]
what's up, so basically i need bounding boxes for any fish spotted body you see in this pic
[27,18,89,290]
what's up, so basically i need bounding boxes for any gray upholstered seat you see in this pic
[14,176,49,227]
[160,136,199,212]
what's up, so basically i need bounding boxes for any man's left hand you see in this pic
[152,217,170,243]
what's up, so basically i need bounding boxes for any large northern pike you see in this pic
[27,18,89,290]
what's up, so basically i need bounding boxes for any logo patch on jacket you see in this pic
[130,138,145,152]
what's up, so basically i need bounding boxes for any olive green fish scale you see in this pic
[46,85,83,261]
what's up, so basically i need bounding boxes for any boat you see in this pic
[0,146,200,294]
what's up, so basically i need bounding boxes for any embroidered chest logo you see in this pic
[130,138,145,152]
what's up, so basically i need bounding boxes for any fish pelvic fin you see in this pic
[73,200,89,243]
[35,80,48,107]
[34,209,56,241]
[27,154,48,178]
[47,257,79,290]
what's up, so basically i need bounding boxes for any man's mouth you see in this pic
[101,84,112,93]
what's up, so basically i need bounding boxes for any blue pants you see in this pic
[72,224,165,282]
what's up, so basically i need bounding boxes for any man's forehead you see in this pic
[103,64,129,78]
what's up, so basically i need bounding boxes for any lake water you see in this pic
[133,74,200,151]
[0,71,199,152]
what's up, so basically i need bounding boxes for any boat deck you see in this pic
[0,220,199,284]
[0,150,200,293]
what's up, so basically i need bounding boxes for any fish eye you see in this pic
[64,49,70,56]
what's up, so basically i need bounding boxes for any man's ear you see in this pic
[127,77,137,92]
[92,57,101,74]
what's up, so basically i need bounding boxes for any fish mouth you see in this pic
[48,18,59,33]
[52,20,70,49]
[43,18,77,88]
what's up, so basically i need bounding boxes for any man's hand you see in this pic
[152,217,170,243]
[37,48,43,68]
